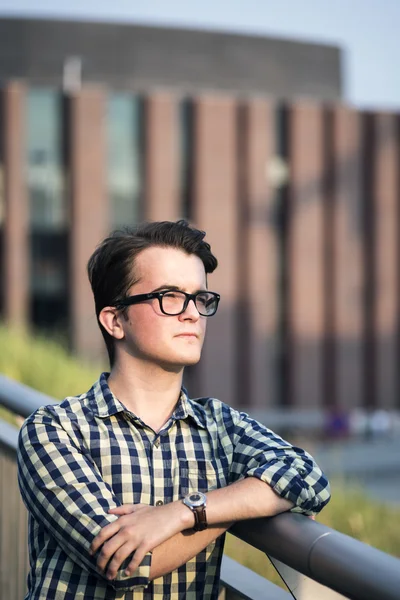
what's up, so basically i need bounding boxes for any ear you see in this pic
[99,307,125,340]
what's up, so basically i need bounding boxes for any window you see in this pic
[178,98,194,220]
[108,94,143,228]
[274,103,291,406]
[27,89,66,231]
[26,88,68,333]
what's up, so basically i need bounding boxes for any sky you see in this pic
[0,0,399,110]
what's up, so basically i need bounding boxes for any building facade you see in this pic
[0,18,399,412]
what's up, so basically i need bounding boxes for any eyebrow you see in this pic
[151,284,208,294]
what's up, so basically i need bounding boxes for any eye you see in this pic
[196,294,208,306]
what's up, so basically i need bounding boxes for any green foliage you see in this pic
[318,481,400,556]
[0,404,18,426]
[0,325,100,424]
[224,534,282,587]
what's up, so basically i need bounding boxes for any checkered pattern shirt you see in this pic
[17,373,330,600]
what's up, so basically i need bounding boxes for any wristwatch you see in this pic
[183,491,208,531]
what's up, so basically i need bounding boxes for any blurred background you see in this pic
[0,2,399,590]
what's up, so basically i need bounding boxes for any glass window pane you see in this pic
[26,88,68,334]
[0,164,4,227]
[29,230,69,334]
[108,94,142,228]
[27,89,66,231]
[30,232,68,296]
[178,98,193,220]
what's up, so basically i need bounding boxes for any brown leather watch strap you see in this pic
[193,504,207,531]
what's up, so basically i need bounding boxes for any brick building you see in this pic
[0,17,399,411]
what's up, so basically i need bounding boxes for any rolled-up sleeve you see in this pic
[17,407,151,591]
[230,411,331,515]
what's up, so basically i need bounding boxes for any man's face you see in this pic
[118,246,209,370]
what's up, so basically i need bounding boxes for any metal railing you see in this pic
[2,373,400,600]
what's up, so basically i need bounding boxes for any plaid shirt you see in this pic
[17,373,330,600]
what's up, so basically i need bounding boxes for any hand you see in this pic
[90,501,193,580]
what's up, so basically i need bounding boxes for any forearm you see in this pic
[139,476,287,580]
[207,477,293,523]
[179,477,294,532]
[150,523,231,580]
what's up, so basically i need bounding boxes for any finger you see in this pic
[125,543,148,577]
[96,517,139,572]
[108,503,148,515]
[106,541,138,580]
[90,520,121,555]
[108,505,136,515]
[97,533,131,573]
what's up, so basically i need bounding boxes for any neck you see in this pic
[107,354,184,433]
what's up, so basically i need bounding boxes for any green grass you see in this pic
[318,481,400,555]
[0,324,100,424]
[0,404,19,426]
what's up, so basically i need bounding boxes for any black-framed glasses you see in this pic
[115,290,220,317]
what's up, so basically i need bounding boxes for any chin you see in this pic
[169,351,202,369]
[175,349,202,365]
[182,355,201,367]
[154,349,201,371]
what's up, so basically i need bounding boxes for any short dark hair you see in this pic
[87,220,218,366]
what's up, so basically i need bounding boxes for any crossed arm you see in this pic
[91,476,294,581]
[18,407,330,590]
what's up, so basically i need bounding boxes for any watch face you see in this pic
[187,492,206,507]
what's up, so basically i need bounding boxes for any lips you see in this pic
[176,333,199,338]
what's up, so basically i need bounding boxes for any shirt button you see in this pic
[298,467,307,476]
[154,439,160,448]
[156,500,164,506]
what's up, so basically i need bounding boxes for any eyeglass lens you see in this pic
[161,291,217,316]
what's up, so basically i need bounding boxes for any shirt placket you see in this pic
[152,432,165,507]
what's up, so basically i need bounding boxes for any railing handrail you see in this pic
[0,374,55,418]
[2,373,400,600]
[231,516,400,600]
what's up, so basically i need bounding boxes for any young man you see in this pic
[18,220,330,600]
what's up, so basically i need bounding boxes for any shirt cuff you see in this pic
[245,459,318,514]
[112,551,152,591]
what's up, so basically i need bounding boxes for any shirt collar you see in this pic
[88,372,207,429]
[175,387,207,429]
[88,372,127,418]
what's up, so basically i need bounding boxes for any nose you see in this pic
[180,298,200,320]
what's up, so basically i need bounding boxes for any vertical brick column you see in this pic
[144,94,180,222]
[192,96,238,405]
[287,103,324,408]
[333,107,363,411]
[240,100,277,409]
[3,82,29,329]
[374,113,398,409]
[69,87,108,360]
